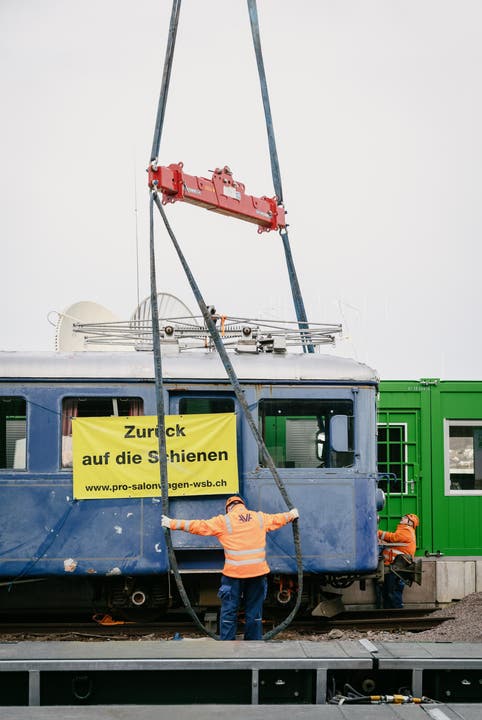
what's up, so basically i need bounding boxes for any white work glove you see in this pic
[289,508,299,520]
[161,515,172,528]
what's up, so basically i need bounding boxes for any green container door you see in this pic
[377,382,433,556]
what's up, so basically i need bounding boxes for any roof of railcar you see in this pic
[0,351,378,383]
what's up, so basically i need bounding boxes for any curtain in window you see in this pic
[62,399,79,436]
[62,399,78,467]
[129,399,142,416]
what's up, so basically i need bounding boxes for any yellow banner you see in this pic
[72,413,238,500]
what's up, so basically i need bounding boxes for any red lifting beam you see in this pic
[148,162,286,233]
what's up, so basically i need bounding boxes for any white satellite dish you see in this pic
[130,293,195,325]
[54,301,124,352]
[52,294,196,351]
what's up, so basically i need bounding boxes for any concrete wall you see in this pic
[329,557,482,611]
[433,557,482,603]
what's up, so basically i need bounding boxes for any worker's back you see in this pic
[175,504,294,578]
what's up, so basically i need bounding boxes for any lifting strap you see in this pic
[150,0,181,165]
[149,193,218,640]
[247,0,313,353]
[152,195,303,641]
[149,0,304,640]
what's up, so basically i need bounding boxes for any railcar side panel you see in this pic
[0,352,380,611]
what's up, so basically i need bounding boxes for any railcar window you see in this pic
[377,424,407,494]
[445,421,482,492]
[61,397,143,468]
[259,399,354,469]
[0,397,26,469]
[179,398,235,414]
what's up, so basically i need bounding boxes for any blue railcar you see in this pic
[0,349,380,614]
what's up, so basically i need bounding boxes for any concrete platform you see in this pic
[2,704,482,719]
[0,639,482,706]
[339,557,482,610]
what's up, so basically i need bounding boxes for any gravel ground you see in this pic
[278,592,482,644]
[1,593,482,643]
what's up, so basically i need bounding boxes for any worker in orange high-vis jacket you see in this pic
[377,513,419,609]
[161,495,299,640]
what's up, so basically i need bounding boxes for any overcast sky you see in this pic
[1,0,480,380]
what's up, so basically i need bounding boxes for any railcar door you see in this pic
[166,391,239,563]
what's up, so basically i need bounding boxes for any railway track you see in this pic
[314,609,454,633]
[0,609,452,639]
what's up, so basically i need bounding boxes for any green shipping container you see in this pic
[378,380,482,557]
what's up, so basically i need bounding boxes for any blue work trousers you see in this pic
[217,574,267,640]
[382,571,405,609]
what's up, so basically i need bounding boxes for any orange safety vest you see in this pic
[168,505,294,579]
[378,523,416,566]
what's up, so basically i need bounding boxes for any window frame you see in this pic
[0,396,27,471]
[258,395,355,470]
[377,421,409,495]
[444,419,482,496]
[60,395,144,469]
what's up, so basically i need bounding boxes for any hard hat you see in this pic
[405,513,419,528]
[225,495,245,512]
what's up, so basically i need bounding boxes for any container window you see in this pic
[0,397,27,469]
[445,421,482,493]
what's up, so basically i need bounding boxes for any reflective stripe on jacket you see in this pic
[378,523,416,566]
[169,506,294,578]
